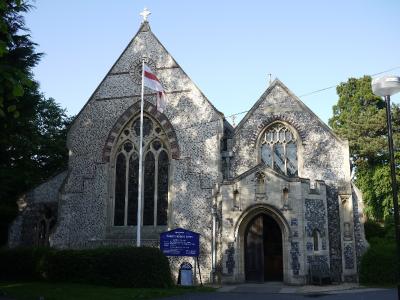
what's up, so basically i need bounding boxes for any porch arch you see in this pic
[233,204,291,283]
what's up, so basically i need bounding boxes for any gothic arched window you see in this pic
[113,115,169,227]
[260,123,298,177]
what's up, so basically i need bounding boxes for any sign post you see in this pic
[160,228,202,285]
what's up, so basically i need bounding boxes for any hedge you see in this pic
[0,247,173,288]
[0,247,50,281]
[360,238,399,285]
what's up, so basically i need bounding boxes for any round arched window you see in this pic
[260,123,298,177]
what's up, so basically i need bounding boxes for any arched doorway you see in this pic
[245,214,283,282]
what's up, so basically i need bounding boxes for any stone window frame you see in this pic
[256,121,303,177]
[109,113,171,230]
[312,229,322,252]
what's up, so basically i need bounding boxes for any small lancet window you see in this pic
[282,187,289,207]
[233,188,240,210]
[260,123,298,177]
[255,172,266,194]
[312,229,321,251]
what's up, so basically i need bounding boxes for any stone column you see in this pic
[339,194,358,282]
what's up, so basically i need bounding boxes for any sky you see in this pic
[25,0,400,124]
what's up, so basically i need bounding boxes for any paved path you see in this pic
[160,282,395,300]
[161,290,395,300]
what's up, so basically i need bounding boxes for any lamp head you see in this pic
[371,75,400,97]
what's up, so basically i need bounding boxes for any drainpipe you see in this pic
[211,203,216,283]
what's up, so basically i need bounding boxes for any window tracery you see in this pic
[260,123,298,177]
[113,115,169,227]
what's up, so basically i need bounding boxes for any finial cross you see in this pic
[140,7,151,22]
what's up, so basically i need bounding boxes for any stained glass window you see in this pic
[127,152,139,226]
[113,115,169,227]
[114,153,126,226]
[260,123,298,177]
[273,143,285,175]
[261,144,272,166]
[133,117,153,137]
[143,152,155,225]
[157,151,169,225]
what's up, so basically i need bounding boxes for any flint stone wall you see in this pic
[8,171,67,247]
[231,81,351,187]
[50,22,222,282]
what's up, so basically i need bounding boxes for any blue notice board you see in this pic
[160,228,200,257]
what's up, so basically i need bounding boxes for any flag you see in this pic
[143,64,167,113]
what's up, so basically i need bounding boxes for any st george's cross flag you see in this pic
[143,64,167,113]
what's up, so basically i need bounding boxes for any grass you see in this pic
[0,282,216,300]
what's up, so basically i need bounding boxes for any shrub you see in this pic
[0,247,50,281]
[360,238,399,285]
[44,247,173,288]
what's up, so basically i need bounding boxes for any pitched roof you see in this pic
[69,21,223,131]
[234,78,346,143]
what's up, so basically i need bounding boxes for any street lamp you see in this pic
[372,75,400,299]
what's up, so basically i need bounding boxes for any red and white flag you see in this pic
[143,64,167,113]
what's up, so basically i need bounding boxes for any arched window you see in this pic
[312,229,320,251]
[260,123,298,177]
[34,205,56,247]
[113,115,169,227]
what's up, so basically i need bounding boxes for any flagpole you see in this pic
[137,58,145,247]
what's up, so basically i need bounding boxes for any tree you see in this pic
[329,75,400,221]
[0,1,71,245]
[0,0,42,118]
[0,96,72,245]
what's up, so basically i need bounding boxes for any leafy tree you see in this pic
[0,0,41,118]
[0,96,71,245]
[329,75,400,221]
[0,1,71,245]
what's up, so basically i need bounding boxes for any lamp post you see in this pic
[372,75,400,299]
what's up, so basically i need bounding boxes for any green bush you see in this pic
[360,238,399,285]
[44,247,173,288]
[0,247,50,281]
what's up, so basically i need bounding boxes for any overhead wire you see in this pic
[226,65,400,119]
[172,65,400,131]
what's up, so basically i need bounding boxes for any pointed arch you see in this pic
[257,121,300,177]
[110,113,171,227]
[246,115,307,150]
[102,100,180,163]
[233,204,291,283]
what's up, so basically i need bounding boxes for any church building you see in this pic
[9,16,368,284]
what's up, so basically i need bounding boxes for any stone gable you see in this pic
[232,80,351,187]
[51,22,225,269]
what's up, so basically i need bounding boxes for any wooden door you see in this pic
[245,214,283,282]
[245,215,264,281]
[263,215,283,281]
